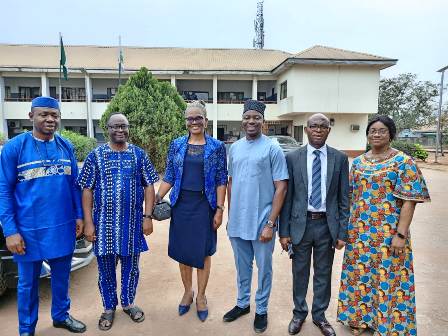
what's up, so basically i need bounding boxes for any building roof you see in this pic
[0,44,396,74]
[292,45,396,61]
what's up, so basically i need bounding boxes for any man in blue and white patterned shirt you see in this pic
[77,113,158,331]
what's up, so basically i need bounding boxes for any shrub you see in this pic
[60,130,97,162]
[100,67,186,172]
[391,140,428,161]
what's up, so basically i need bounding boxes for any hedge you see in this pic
[60,130,97,162]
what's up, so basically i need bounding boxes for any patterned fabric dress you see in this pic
[337,151,430,335]
[77,144,159,256]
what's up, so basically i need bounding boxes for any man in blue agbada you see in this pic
[0,96,87,336]
[77,113,159,331]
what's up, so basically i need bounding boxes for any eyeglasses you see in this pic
[308,124,329,131]
[108,124,129,131]
[185,116,204,124]
[368,128,389,135]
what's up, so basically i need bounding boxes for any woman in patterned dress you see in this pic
[337,115,430,335]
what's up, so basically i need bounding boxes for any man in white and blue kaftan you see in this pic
[0,96,87,336]
[78,113,158,331]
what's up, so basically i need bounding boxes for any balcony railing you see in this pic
[5,97,35,102]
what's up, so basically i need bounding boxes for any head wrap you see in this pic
[243,99,266,116]
[31,96,60,110]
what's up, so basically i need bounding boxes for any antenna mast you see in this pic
[253,0,265,49]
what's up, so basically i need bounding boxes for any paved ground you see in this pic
[0,166,447,336]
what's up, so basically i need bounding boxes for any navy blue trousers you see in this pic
[17,254,72,334]
[97,254,140,310]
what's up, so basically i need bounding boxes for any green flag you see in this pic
[60,36,68,81]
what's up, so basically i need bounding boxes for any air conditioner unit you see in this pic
[8,121,20,129]
[350,124,360,131]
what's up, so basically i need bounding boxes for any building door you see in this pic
[217,127,225,141]
[294,126,303,143]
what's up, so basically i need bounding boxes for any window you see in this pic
[280,81,287,100]
[257,92,267,101]
[107,88,118,98]
[182,91,209,101]
[19,87,41,100]
[217,92,244,103]
[62,87,86,101]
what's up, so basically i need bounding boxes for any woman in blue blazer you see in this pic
[156,100,228,322]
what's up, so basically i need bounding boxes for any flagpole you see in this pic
[59,32,62,106]
[118,35,122,87]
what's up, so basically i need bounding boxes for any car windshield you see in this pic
[271,136,298,145]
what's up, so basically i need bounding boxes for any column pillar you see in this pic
[212,75,218,138]
[170,74,176,88]
[84,73,94,138]
[41,73,49,96]
[0,75,7,138]
[252,75,258,100]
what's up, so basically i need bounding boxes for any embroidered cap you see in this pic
[243,99,266,116]
[31,96,60,110]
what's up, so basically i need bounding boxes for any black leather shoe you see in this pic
[313,319,336,336]
[223,305,250,322]
[53,315,87,333]
[253,313,268,333]
[288,317,305,335]
[20,333,34,336]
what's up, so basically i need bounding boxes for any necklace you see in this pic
[366,147,395,163]
[32,134,65,168]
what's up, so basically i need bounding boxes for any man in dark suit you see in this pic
[279,113,349,336]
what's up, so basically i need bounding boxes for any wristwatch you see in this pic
[396,232,406,239]
[143,214,153,219]
[265,219,276,228]
[217,205,225,212]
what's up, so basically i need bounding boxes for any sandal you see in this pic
[123,305,145,323]
[98,310,115,331]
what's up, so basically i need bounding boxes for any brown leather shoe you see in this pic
[288,317,305,335]
[313,319,336,336]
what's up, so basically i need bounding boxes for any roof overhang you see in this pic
[271,57,398,75]
[0,66,273,77]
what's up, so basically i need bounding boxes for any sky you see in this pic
[1,0,447,84]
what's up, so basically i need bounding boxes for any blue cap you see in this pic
[31,96,60,110]
[243,99,266,116]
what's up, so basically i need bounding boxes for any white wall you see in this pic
[217,80,252,98]
[4,77,41,92]
[92,79,118,95]
[176,80,213,97]
[294,113,368,151]
[277,65,380,115]
[49,78,85,90]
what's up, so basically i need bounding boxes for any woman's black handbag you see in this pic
[152,199,171,221]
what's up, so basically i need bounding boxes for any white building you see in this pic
[0,44,396,156]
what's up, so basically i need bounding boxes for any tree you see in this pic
[100,68,186,172]
[378,73,438,131]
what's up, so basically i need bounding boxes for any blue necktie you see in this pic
[310,150,322,209]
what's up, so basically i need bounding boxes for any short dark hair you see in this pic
[366,115,396,141]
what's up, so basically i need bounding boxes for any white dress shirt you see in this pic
[307,143,327,212]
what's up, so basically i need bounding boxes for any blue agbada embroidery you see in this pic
[163,134,228,209]
[77,144,159,256]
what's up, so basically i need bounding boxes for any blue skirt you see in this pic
[168,189,216,269]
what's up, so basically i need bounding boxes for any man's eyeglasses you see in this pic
[368,128,389,135]
[308,124,329,131]
[185,116,204,124]
[108,124,130,131]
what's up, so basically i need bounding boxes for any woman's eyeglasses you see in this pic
[368,128,389,135]
[185,116,204,124]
